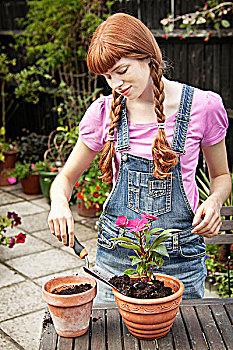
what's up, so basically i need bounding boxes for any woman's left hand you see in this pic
[191,196,222,238]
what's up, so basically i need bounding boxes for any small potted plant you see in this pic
[0,211,26,248]
[8,161,42,194]
[75,154,112,217]
[109,213,185,340]
[42,274,97,337]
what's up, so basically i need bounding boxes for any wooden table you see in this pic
[39,298,233,350]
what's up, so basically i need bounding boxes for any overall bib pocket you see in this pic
[128,170,172,215]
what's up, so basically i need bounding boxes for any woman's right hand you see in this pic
[48,199,75,247]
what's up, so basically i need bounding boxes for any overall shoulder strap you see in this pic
[172,84,194,155]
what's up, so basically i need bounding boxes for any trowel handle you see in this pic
[73,236,88,259]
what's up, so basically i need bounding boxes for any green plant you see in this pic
[197,168,233,206]
[205,245,233,297]
[0,212,26,248]
[112,214,177,282]
[161,1,233,39]
[0,127,13,162]
[14,131,48,163]
[75,153,111,213]
[8,161,42,180]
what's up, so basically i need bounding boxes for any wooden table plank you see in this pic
[157,331,174,349]
[73,329,89,350]
[181,305,208,349]
[106,308,122,350]
[91,309,106,350]
[122,321,140,350]
[39,310,58,350]
[210,304,233,349]
[171,310,190,349]
[225,304,233,324]
[195,305,225,350]
[140,339,157,349]
[57,336,73,350]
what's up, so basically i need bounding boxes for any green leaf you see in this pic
[110,237,134,244]
[151,244,169,257]
[149,228,164,235]
[221,20,230,28]
[131,257,142,266]
[119,243,141,252]
[150,232,171,249]
[124,269,137,275]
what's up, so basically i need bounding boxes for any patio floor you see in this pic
[0,182,218,349]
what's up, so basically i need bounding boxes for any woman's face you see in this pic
[102,57,152,101]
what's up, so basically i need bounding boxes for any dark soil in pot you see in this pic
[52,283,92,295]
[109,275,174,299]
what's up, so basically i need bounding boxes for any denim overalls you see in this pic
[95,85,207,302]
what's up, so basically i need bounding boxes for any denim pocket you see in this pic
[128,170,172,215]
[97,221,117,251]
[179,237,206,259]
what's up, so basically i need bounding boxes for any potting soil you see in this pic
[52,283,92,295]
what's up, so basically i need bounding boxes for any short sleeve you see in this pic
[201,91,229,146]
[79,96,111,151]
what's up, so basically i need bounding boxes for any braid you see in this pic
[150,58,178,178]
[99,90,123,183]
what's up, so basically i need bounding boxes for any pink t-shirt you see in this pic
[79,84,228,213]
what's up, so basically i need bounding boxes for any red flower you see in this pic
[93,191,100,198]
[15,233,26,244]
[162,34,167,39]
[126,217,148,233]
[115,215,128,227]
[180,35,183,40]
[96,185,101,190]
[204,37,209,42]
[77,192,84,200]
[8,237,15,248]
[74,181,79,187]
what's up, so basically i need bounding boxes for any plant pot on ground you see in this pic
[75,153,112,217]
[42,275,97,337]
[107,213,185,340]
[9,161,42,194]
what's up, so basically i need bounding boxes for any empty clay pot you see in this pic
[42,275,97,337]
[112,273,184,340]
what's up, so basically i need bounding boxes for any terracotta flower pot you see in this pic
[20,174,42,194]
[0,148,18,170]
[112,273,184,340]
[77,201,101,217]
[42,275,97,337]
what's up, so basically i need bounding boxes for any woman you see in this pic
[48,13,231,301]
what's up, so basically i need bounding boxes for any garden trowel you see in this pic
[72,236,121,293]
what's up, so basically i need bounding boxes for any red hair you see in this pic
[87,13,177,181]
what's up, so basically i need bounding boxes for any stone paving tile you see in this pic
[13,189,44,201]
[0,183,21,192]
[0,263,25,288]
[74,222,98,242]
[0,234,51,261]
[20,212,49,232]
[31,197,51,210]
[7,248,84,279]
[0,191,23,205]
[1,309,45,350]
[0,332,21,350]
[31,228,63,248]
[34,267,85,287]
[0,280,44,322]
[0,201,45,217]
